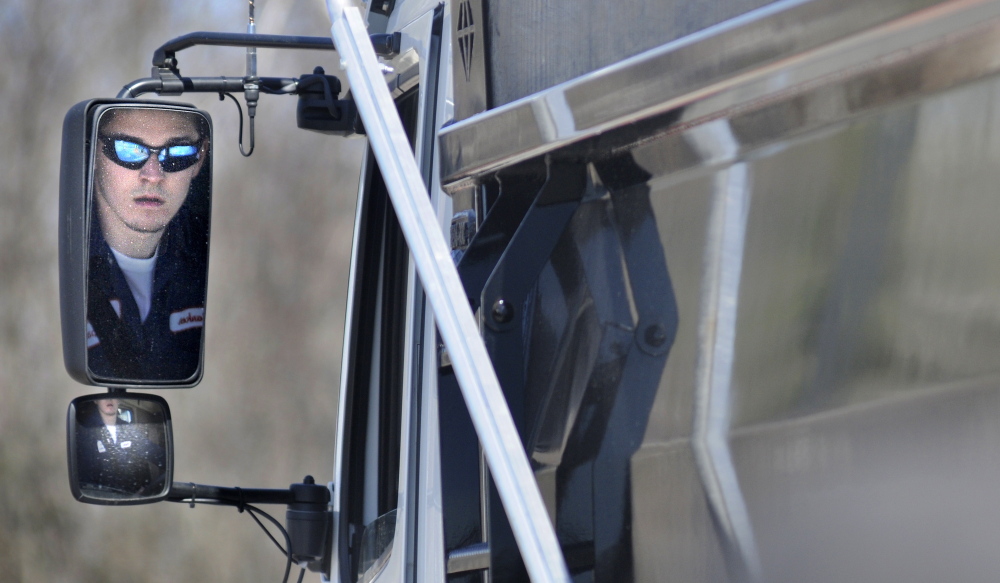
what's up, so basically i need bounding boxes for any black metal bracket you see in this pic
[168,476,333,571]
[116,30,390,139]
[296,66,364,136]
[119,75,301,99]
[152,30,401,70]
[120,30,400,98]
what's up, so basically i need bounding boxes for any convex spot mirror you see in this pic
[60,100,212,388]
[67,393,173,505]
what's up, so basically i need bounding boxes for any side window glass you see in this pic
[342,88,422,583]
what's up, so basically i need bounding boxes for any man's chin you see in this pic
[124,222,169,235]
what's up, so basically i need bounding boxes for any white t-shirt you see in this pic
[110,248,157,323]
[105,423,118,443]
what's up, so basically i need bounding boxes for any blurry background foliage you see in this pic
[0,0,363,580]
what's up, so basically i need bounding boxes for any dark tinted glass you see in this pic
[86,106,211,385]
[68,393,173,504]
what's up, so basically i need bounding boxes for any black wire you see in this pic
[172,498,295,583]
[296,567,306,583]
[245,505,288,555]
[219,92,255,157]
[243,503,295,583]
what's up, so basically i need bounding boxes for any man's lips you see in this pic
[133,195,165,207]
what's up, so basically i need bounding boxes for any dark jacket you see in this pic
[86,201,209,382]
[76,405,167,496]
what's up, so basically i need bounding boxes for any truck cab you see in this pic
[57,0,1000,581]
[331,0,1000,582]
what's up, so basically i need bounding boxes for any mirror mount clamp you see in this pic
[155,66,186,96]
[295,66,363,136]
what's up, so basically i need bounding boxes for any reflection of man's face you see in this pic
[96,398,120,422]
[94,109,205,258]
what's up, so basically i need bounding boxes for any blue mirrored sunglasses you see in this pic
[99,135,202,172]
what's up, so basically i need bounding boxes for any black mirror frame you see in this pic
[59,99,213,388]
[67,392,174,505]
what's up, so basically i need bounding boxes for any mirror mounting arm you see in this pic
[167,476,332,570]
[167,481,298,506]
[118,75,298,99]
[150,31,401,71]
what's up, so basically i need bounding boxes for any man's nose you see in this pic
[138,155,165,180]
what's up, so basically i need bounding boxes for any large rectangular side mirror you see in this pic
[67,393,174,505]
[60,100,213,388]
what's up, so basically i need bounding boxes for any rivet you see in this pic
[491,298,513,324]
[644,324,667,348]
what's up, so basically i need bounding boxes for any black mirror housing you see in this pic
[67,393,174,505]
[60,99,213,388]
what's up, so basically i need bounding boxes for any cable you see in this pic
[243,503,295,583]
[245,504,288,555]
[170,497,294,583]
[219,92,255,157]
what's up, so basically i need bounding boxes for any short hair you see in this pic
[98,106,209,141]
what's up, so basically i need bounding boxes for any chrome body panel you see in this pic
[438,0,1000,188]
[429,0,1000,580]
[629,70,1000,577]
[690,120,760,580]
[483,0,781,108]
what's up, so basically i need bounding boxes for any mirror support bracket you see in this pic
[167,476,333,570]
[118,74,294,99]
[115,30,385,140]
[151,31,401,69]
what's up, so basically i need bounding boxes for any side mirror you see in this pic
[60,100,213,388]
[67,393,174,505]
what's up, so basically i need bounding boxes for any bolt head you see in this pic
[491,298,513,324]
[644,324,667,347]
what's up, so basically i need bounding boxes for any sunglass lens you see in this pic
[101,139,147,170]
[103,138,200,172]
[158,145,200,172]
[166,144,198,158]
[114,140,150,164]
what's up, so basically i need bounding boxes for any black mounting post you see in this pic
[287,476,334,570]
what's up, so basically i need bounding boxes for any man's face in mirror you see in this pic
[94,109,206,259]
[85,105,210,383]
[96,398,119,421]
[73,396,169,500]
